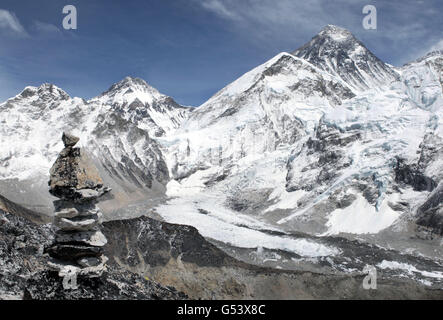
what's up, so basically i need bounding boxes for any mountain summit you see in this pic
[91,76,190,137]
[96,76,163,106]
[293,25,399,91]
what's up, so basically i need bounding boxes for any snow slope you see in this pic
[155,27,443,244]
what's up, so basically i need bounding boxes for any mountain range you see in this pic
[1,25,442,286]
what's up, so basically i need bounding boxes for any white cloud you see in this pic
[201,0,239,20]
[193,0,441,65]
[193,0,365,48]
[32,21,62,36]
[0,9,28,37]
[406,38,443,62]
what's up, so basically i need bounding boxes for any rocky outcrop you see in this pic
[103,216,443,300]
[394,157,436,192]
[0,207,186,300]
[46,133,110,278]
[416,183,443,235]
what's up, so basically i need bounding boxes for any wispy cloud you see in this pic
[193,0,442,65]
[32,21,62,37]
[195,0,360,39]
[201,0,240,20]
[0,9,28,37]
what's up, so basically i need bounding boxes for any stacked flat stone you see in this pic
[47,132,111,278]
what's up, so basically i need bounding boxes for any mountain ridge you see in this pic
[1,25,442,286]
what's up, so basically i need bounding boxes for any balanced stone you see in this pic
[62,132,80,147]
[55,230,107,247]
[54,207,79,219]
[47,244,103,261]
[48,142,104,199]
[54,200,101,216]
[54,214,102,232]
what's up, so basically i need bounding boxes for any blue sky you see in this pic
[0,0,442,106]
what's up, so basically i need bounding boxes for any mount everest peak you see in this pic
[293,25,399,92]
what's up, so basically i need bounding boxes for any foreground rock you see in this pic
[0,205,186,300]
[24,268,186,300]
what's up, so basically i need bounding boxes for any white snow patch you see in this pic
[377,260,443,280]
[156,197,339,257]
[322,194,400,235]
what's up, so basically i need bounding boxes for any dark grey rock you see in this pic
[24,268,187,300]
[394,157,436,192]
[416,183,443,235]
[46,244,104,261]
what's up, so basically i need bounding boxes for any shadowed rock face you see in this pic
[23,268,187,300]
[292,25,399,91]
[417,183,443,235]
[394,157,437,192]
[103,216,443,300]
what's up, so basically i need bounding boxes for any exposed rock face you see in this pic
[103,216,443,300]
[394,157,437,192]
[416,183,443,235]
[47,133,110,278]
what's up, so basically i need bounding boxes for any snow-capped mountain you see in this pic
[153,26,442,260]
[1,25,442,283]
[91,77,190,137]
[400,50,443,111]
[165,52,355,180]
[0,78,186,214]
[293,25,399,92]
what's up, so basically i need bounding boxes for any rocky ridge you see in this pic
[0,195,442,300]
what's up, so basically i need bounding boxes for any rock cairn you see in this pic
[46,132,111,278]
